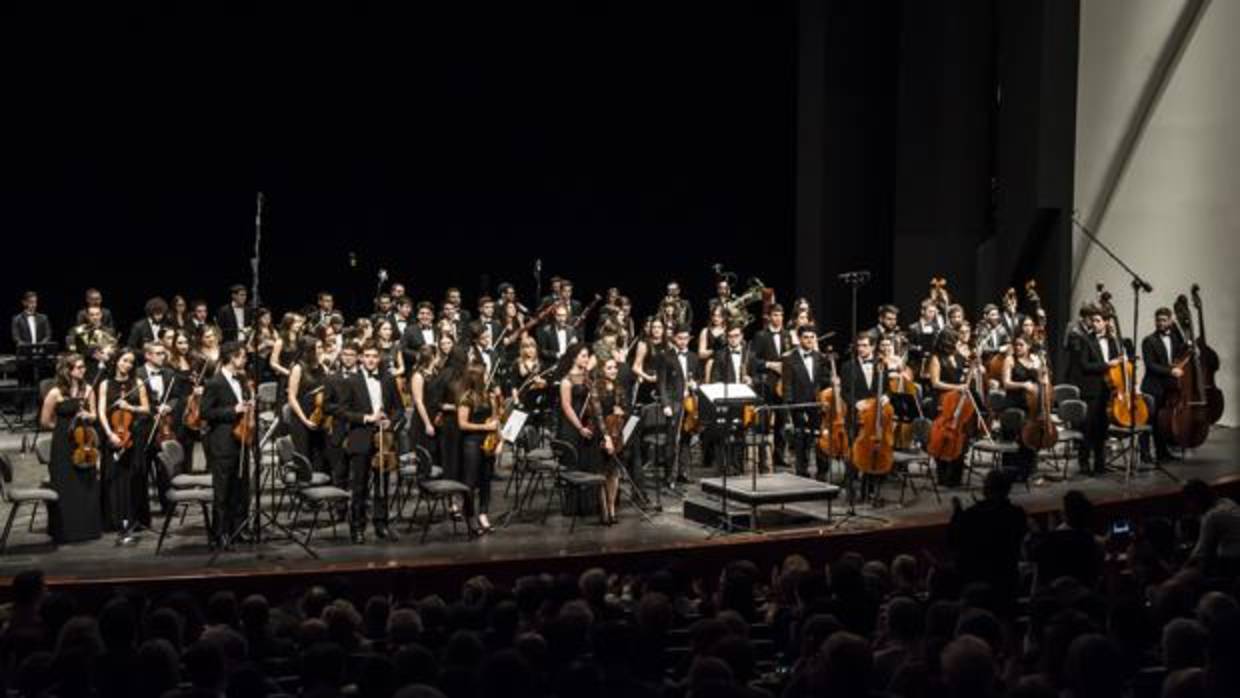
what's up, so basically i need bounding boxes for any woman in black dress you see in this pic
[97,347,151,536]
[455,363,501,535]
[592,357,626,524]
[632,317,669,407]
[928,329,972,487]
[697,305,728,361]
[286,335,328,473]
[269,312,304,397]
[1003,335,1042,481]
[557,344,603,500]
[247,307,277,383]
[39,354,103,544]
[408,346,439,454]
[434,333,465,517]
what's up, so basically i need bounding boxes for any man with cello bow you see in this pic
[1140,307,1185,464]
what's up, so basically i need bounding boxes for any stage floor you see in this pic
[1,426,1237,588]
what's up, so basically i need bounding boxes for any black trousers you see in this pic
[460,435,494,516]
[1080,393,1109,474]
[288,420,329,474]
[1139,392,1170,456]
[347,453,391,529]
[789,407,814,477]
[663,405,692,480]
[936,456,964,487]
[209,452,249,540]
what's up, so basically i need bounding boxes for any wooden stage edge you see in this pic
[6,470,1238,604]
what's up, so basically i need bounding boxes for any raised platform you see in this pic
[0,425,1236,604]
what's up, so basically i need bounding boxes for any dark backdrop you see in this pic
[2,2,797,346]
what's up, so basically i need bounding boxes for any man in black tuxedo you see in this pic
[556,280,584,322]
[537,304,578,365]
[188,299,211,336]
[401,302,439,361]
[1059,304,1094,385]
[838,334,882,412]
[1140,307,1186,463]
[200,341,254,544]
[474,296,503,348]
[782,325,830,478]
[659,325,701,485]
[215,285,255,344]
[1000,293,1026,340]
[339,343,402,543]
[468,322,498,378]
[308,291,341,331]
[391,297,414,339]
[127,297,169,350]
[707,322,756,476]
[324,342,360,519]
[1068,309,1119,476]
[10,291,52,348]
[444,288,473,326]
[137,342,179,521]
[73,288,115,332]
[752,304,792,468]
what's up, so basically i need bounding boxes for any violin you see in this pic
[481,392,504,456]
[182,358,209,431]
[681,392,700,434]
[1096,286,1149,428]
[306,386,328,428]
[816,349,849,460]
[231,378,257,445]
[71,410,100,469]
[371,418,399,472]
[107,382,142,452]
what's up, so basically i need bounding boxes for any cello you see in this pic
[1097,286,1149,428]
[851,358,896,476]
[816,349,849,460]
[927,340,990,462]
[1020,349,1059,450]
[1157,293,1215,449]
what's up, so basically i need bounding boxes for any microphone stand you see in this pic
[1071,216,1166,485]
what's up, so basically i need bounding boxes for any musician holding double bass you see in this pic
[339,342,402,544]
[1140,307,1186,464]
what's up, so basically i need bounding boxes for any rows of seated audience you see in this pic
[1,473,1238,698]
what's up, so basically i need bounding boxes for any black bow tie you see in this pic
[861,359,874,366]
[802,352,813,359]
[148,370,161,377]
[365,371,380,380]
[731,350,742,356]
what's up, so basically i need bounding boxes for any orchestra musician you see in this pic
[838,333,884,499]
[946,303,966,332]
[662,280,693,332]
[98,347,150,537]
[215,285,254,344]
[1000,291,1026,340]
[709,321,756,475]
[168,295,189,332]
[976,303,1011,356]
[1067,306,1117,477]
[697,305,728,362]
[1140,307,1186,464]
[11,291,52,348]
[752,304,791,469]
[456,363,501,536]
[324,342,359,519]
[69,306,114,366]
[309,291,340,330]
[392,297,413,339]
[708,277,733,320]
[928,329,970,487]
[339,342,402,543]
[287,335,330,475]
[375,319,406,385]
[593,357,627,524]
[467,322,497,380]
[126,297,168,351]
[475,296,502,349]
[556,279,583,321]
[74,288,115,332]
[137,341,178,521]
[435,332,466,519]
[188,300,211,336]
[1002,335,1041,482]
[408,346,439,452]
[201,341,254,544]
[39,353,102,544]
[782,325,829,479]
[269,312,305,395]
[247,308,278,380]
[443,287,472,327]
[659,326,701,485]
[867,304,903,354]
[401,302,439,359]
[907,298,942,380]
[537,304,578,365]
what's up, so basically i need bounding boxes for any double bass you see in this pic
[815,349,849,460]
[1157,289,1219,449]
[1191,284,1224,424]
[851,359,896,476]
[1097,286,1149,428]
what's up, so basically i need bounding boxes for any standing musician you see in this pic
[392,297,413,339]
[782,325,829,480]
[698,306,728,362]
[907,298,942,380]
[659,326,701,485]
[839,333,885,499]
[444,287,473,326]
[468,322,498,379]
[287,335,330,475]
[537,304,578,365]
[126,297,168,351]
[456,363,502,536]
[434,333,466,519]
[98,347,150,537]
[74,288,115,332]
[1067,306,1118,477]
[709,322,756,475]
[1000,290,1026,340]
[339,342,401,543]
[510,336,550,412]
[372,293,395,326]
[1140,307,1186,464]
[11,291,52,348]
[188,300,211,336]
[977,303,1011,356]
[216,285,254,344]
[708,277,733,320]
[662,280,693,333]
[269,312,305,396]
[475,296,503,348]
[309,291,340,330]
[324,342,359,519]
[928,329,971,487]
[868,304,903,354]
[137,341,178,521]
[557,343,607,495]
[402,302,439,355]
[201,341,254,544]
[495,298,526,365]
[555,279,583,321]
[69,306,115,375]
[39,353,102,544]
[632,316,669,405]
[593,357,627,524]
[375,319,406,385]
[1001,335,1042,482]
[752,304,792,469]
[408,346,440,453]
[168,295,190,332]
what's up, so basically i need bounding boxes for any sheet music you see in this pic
[698,382,758,402]
[501,409,529,442]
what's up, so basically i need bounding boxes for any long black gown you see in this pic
[47,396,103,543]
[1005,359,1039,480]
[101,379,144,532]
[557,381,601,472]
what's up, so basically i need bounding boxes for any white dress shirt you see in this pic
[1161,333,1173,362]
[770,330,781,355]
[1098,336,1111,363]
[232,305,247,333]
[26,314,38,343]
[556,328,568,357]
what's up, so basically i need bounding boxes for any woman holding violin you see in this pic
[98,347,151,534]
[558,344,603,479]
[927,329,973,487]
[592,357,626,525]
[455,363,502,535]
[287,335,329,474]
[39,353,103,544]
[1002,335,1042,481]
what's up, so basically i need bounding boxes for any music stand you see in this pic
[697,382,758,535]
[16,342,57,432]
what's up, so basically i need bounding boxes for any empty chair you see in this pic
[274,436,349,543]
[404,445,472,543]
[154,450,215,554]
[0,452,58,554]
[896,417,939,505]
